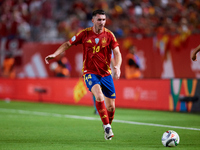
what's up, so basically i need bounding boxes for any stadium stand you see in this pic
[0,0,199,42]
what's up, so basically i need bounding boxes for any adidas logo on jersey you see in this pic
[87,39,92,43]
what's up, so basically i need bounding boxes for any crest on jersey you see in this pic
[95,38,99,44]
[102,37,107,47]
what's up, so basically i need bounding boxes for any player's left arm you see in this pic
[191,44,200,61]
[112,46,122,79]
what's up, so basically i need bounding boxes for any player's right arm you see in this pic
[45,41,72,64]
[191,44,200,61]
[45,29,86,64]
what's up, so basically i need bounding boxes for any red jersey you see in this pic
[69,27,119,77]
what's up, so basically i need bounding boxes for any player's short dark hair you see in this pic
[92,9,106,17]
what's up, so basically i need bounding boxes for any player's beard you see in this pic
[94,23,104,34]
[98,24,104,32]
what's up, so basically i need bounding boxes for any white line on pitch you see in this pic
[0,108,200,131]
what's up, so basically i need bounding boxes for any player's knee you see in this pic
[107,104,115,112]
[95,93,104,102]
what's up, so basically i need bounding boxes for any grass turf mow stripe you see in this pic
[0,108,200,131]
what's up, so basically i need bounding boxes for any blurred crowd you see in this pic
[0,0,200,42]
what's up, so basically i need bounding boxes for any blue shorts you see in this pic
[83,74,116,99]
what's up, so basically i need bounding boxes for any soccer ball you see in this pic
[161,130,180,147]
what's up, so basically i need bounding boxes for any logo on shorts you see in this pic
[71,36,76,42]
[89,80,92,86]
[111,93,115,97]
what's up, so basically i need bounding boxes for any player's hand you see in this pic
[113,66,121,80]
[45,54,56,64]
[191,52,197,61]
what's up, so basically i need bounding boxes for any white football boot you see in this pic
[103,124,114,140]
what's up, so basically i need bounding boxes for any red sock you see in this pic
[96,101,109,125]
[107,109,115,124]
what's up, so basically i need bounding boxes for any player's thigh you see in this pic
[91,84,104,102]
[84,74,100,91]
[83,74,104,102]
[101,75,116,99]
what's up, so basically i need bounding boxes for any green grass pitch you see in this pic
[0,100,200,150]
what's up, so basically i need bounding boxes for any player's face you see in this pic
[92,14,106,31]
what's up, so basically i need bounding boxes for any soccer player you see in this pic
[45,9,122,140]
[191,44,200,61]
